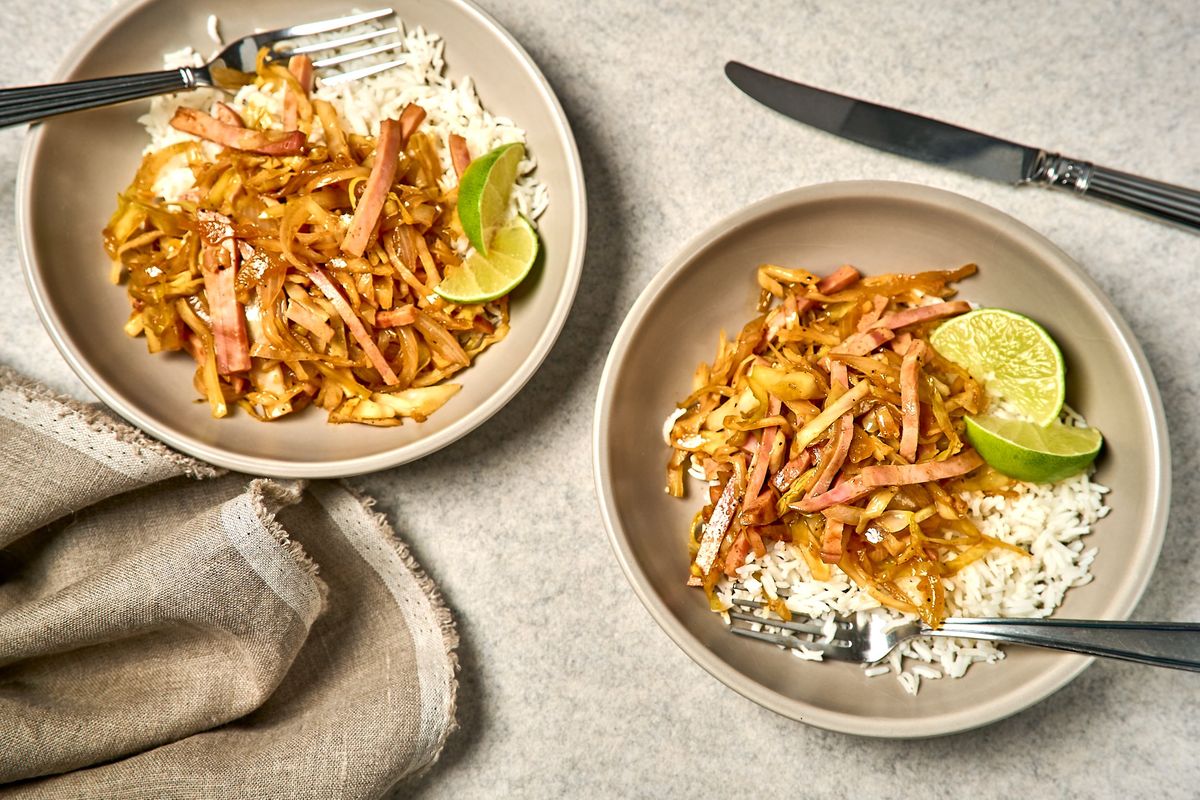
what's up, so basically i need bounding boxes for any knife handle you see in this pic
[1031,152,1200,231]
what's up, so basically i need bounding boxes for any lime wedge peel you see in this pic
[965,414,1102,484]
[434,215,539,304]
[456,142,525,255]
[930,308,1065,427]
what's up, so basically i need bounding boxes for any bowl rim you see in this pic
[16,0,587,478]
[592,180,1171,738]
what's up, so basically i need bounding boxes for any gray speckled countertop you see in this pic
[3,1,1199,797]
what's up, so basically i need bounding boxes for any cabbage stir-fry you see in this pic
[103,52,506,424]
[666,263,1024,628]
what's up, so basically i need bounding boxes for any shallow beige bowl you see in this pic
[594,181,1169,737]
[18,0,585,477]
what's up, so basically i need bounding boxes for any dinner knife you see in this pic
[725,61,1200,232]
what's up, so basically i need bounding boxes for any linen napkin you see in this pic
[0,366,457,798]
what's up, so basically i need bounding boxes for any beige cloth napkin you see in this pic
[0,366,457,798]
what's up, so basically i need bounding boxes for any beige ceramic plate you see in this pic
[594,182,1169,737]
[18,0,585,477]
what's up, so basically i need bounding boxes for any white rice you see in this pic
[135,12,547,250]
[705,406,1109,695]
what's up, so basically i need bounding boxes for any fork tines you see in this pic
[727,598,854,656]
[264,8,409,85]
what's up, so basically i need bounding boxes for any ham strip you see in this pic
[308,268,398,385]
[724,532,752,578]
[449,133,471,178]
[830,328,895,357]
[856,295,888,332]
[858,450,983,487]
[212,102,244,127]
[288,54,314,94]
[792,265,863,319]
[693,475,741,577]
[791,450,984,513]
[398,102,426,145]
[806,362,853,498]
[200,245,250,374]
[899,340,926,462]
[790,476,872,513]
[376,305,418,327]
[282,56,314,130]
[170,108,304,155]
[341,117,402,257]
[818,265,861,293]
[772,451,812,492]
[820,517,846,564]
[741,397,782,513]
[873,301,971,331]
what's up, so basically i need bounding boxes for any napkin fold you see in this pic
[0,366,457,798]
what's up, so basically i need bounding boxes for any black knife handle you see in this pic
[1030,152,1200,231]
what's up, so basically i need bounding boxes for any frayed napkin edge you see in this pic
[338,481,460,776]
[0,365,223,481]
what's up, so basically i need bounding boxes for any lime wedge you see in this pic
[965,414,1102,483]
[435,216,539,303]
[930,308,1065,426]
[457,142,524,255]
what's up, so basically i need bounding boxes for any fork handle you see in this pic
[0,68,197,129]
[931,618,1200,672]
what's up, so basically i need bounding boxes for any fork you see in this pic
[0,8,403,129]
[728,598,1200,671]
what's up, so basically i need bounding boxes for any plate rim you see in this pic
[15,0,587,478]
[592,180,1171,738]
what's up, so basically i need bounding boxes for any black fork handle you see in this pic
[0,68,196,129]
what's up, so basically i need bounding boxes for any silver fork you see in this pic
[728,598,1200,671]
[0,8,403,129]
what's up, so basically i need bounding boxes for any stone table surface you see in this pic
[2,1,1198,797]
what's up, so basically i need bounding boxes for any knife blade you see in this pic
[725,60,1200,232]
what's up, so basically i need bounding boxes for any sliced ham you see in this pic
[830,328,895,357]
[856,295,888,332]
[790,475,872,513]
[818,264,861,293]
[308,267,398,385]
[398,102,426,146]
[746,526,767,558]
[858,450,983,487]
[793,450,983,513]
[741,397,782,513]
[200,245,250,375]
[341,117,403,257]
[806,362,853,498]
[212,102,244,127]
[693,475,741,577]
[793,266,862,318]
[899,340,926,462]
[449,133,471,178]
[282,55,314,131]
[873,300,971,331]
[724,532,752,578]
[772,450,812,492]
[376,305,418,327]
[820,517,846,564]
[288,54,314,94]
[170,107,304,155]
